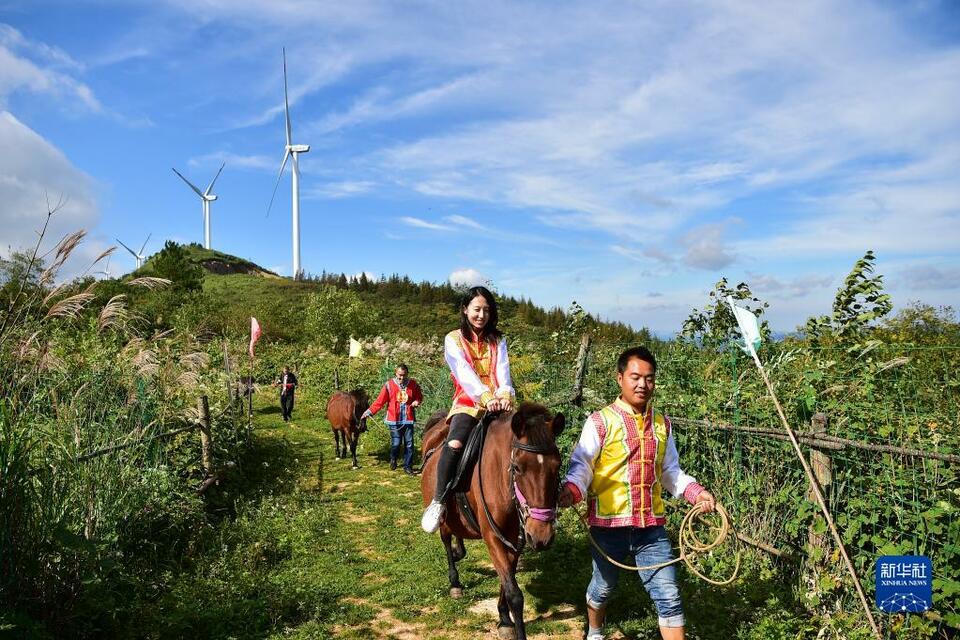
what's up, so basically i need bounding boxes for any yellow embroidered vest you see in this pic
[588,399,670,527]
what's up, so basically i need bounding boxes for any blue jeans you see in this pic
[388,423,414,470]
[586,525,685,628]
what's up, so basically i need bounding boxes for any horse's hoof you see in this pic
[496,624,516,640]
[351,465,359,470]
[449,587,463,599]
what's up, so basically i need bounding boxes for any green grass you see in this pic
[114,391,826,640]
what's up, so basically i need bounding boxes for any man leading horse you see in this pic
[559,346,717,640]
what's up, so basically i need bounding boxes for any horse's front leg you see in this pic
[453,535,467,562]
[503,570,526,640]
[497,584,514,636]
[492,551,524,640]
[441,531,464,598]
[350,432,359,469]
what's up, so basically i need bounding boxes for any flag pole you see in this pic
[248,336,254,437]
[248,317,262,439]
[732,301,881,639]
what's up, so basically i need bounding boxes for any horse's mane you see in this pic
[508,402,556,449]
[349,388,368,405]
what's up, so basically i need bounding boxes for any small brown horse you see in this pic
[326,389,369,469]
[420,403,564,640]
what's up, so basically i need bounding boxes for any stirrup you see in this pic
[421,499,446,533]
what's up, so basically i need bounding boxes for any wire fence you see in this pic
[394,340,959,626]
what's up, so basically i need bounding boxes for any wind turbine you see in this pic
[267,48,310,279]
[172,163,224,250]
[117,234,151,270]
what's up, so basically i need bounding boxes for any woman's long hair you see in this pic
[458,286,502,343]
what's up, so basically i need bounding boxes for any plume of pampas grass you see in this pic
[127,277,172,290]
[39,230,87,285]
[91,246,117,267]
[15,330,41,362]
[39,343,66,373]
[45,292,95,320]
[97,295,129,331]
[176,370,201,390]
[179,351,209,371]
[876,356,910,373]
[131,346,159,378]
[42,282,71,306]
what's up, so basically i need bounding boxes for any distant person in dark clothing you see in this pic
[273,366,298,422]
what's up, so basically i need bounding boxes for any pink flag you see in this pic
[249,317,262,358]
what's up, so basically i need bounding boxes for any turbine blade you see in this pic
[139,233,152,256]
[266,150,290,218]
[116,238,138,258]
[172,167,204,198]
[204,162,225,196]
[283,48,292,147]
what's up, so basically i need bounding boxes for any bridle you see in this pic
[477,416,560,554]
[510,440,560,525]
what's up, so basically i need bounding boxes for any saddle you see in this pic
[449,420,486,535]
[421,416,491,535]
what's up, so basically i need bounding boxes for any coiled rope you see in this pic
[572,501,741,586]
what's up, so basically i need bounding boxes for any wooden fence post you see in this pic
[570,334,592,407]
[198,395,213,475]
[807,412,832,551]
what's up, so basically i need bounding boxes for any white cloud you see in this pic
[349,270,377,282]
[188,151,276,172]
[0,24,100,112]
[449,268,489,289]
[0,112,98,263]
[745,271,835,297]
[444,214,485,230]
[400,216,451,231]
[306,180,377,199]
[893,265,960,291]
[681,223,736,270]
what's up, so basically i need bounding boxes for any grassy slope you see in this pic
[136,392,807,640]
[201,273,462,342]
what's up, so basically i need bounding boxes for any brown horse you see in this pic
[420,403,565,640]
[326,389,370,469]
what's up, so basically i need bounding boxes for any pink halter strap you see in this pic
[514,481,557,522]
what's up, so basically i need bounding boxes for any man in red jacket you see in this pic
[361,364,423,474]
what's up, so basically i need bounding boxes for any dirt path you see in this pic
[260,406,588,640]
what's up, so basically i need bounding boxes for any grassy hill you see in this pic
[144,243,281,278]
[124,241,652,346]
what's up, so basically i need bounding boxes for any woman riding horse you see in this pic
[421,285,515,534]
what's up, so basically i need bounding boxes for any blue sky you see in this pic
[2,0,959,334]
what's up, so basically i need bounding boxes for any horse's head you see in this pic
[509,403,565,551]
[350,388,370,431]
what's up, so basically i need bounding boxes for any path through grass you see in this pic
[141,396,810,639]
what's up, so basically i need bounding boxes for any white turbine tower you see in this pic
[117,234,151,270]
[267,48,310,279]
[172,163,224,250]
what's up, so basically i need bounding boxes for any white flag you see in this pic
[348,336,362,358]
[727,297,762,356]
